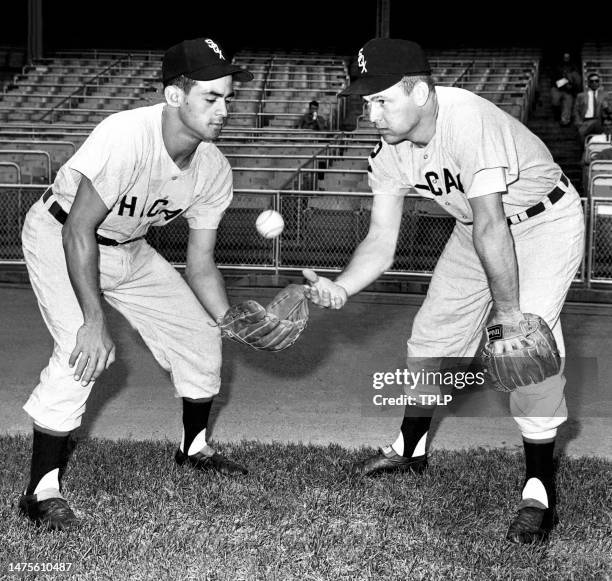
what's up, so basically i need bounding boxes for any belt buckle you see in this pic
[516,210,529,223]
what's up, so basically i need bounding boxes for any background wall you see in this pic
[2,1,611,59]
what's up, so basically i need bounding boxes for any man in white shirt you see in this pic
[574,73,610,143]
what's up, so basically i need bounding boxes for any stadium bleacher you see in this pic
[0,44,607,285]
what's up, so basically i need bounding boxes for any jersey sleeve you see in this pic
[367,139,413,196]
[66,113,142,209]
[183,153,233,230]
[468,167,507,199]
[447,103,520,198]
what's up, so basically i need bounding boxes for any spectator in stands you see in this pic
[297,100,327,130]
[550,52,582,126]
[574,73,611,143]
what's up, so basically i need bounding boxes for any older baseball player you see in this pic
[303,38,585,544]
[19,38,265,530]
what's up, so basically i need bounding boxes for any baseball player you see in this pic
[18,37,264,531]
[303,38,585,544]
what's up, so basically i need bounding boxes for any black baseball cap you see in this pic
[162,37,253,84]
[340,38,431,96]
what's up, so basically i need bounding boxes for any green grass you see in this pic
[1,435,611,581]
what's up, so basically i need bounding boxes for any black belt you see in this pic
[506,174,569,226]
[42,189,142,246]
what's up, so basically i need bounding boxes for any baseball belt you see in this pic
[41,189,143,247]
[505,174,569,226]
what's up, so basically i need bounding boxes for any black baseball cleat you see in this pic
[174,448,248,476]
[19,492,78,531]
[350,446,428,476]
[506,505,557,544]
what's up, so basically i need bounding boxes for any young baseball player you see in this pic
[19,37,268,531]
[303,38,585,544]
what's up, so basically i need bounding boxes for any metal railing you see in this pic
[0,186,592,287]
[0,150,51,183]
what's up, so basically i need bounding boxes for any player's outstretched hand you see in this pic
[302,268,348,309]
[69,321,116,387]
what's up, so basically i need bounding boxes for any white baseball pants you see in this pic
[406,180,585,439]
[21,198,222,432]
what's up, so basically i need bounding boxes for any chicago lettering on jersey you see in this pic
[416,168,464,196]
[117,195,137,217]
[146,199,183,221]
[115,195,183,221]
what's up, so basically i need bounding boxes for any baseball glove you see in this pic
[263,284,309,351]
[479,313,561,392]
[218,301,282,350]
[218,285,308,351]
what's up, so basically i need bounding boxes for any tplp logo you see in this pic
[205,39,225,60]
[357,48,367,74]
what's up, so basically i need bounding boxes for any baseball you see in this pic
[256,210,285,239]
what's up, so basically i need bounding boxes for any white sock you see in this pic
[412,432,428,457]
[522,477,549,508]
[33,468,60,495]
[185,428,208,456]
[390,431,428,457]
[390,432,404,456]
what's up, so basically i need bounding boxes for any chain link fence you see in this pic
[0,186,591,286]
[0,185,47,261]
[588,199,612,283]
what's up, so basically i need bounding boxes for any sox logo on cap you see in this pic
[358,48,367,73]
[205,38,225,60]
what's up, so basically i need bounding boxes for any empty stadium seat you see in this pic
[0,150,51,184]
[232,168,296,190]
[0,162,21,184]
[0,140,76,178]
[317,170,368,192]
[591,176,612,198]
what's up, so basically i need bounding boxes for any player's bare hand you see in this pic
[487,308,527,354]
[69,322,116,386]
[302,268,348,310]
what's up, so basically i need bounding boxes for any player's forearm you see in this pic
[472,221,521,318]
[62,228,105,322]
[334,234,396,296]
[185,265,230,321]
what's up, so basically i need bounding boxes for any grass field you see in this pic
[1,435,611,581]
